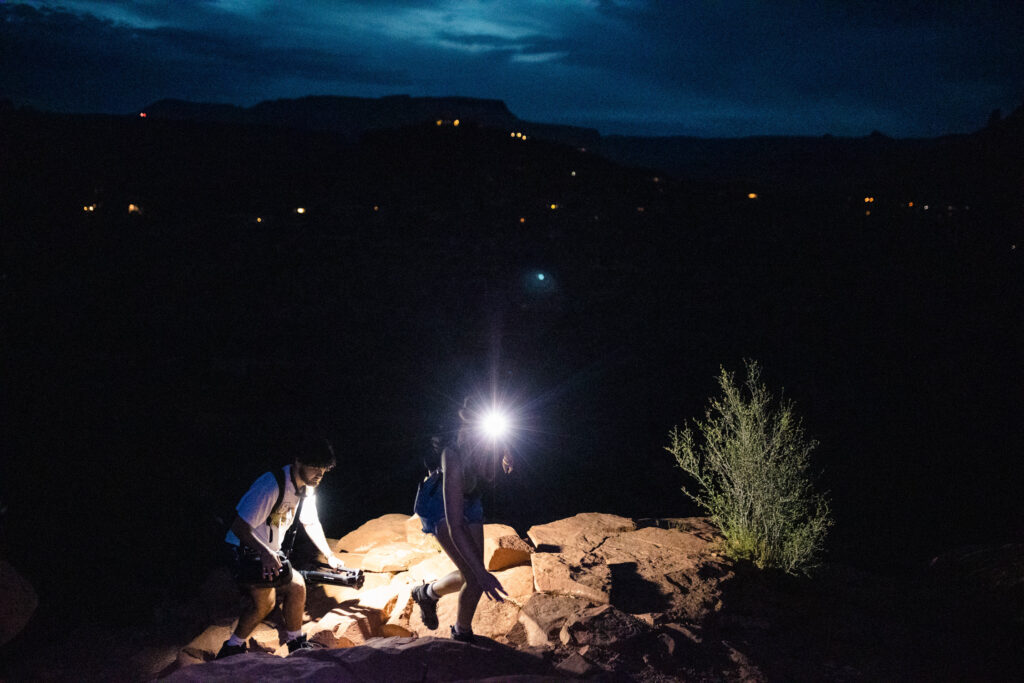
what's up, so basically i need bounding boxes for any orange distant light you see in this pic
[453,119,460,127]
[747,193,758,199]
[519,217,526,223]
[139,112,147,118]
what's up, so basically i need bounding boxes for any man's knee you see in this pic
[283,571,307,602]
[250,588,277,617]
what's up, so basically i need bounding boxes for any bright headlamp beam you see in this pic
[480,409,511,441]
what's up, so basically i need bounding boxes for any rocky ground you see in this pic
[2,513,1021,681]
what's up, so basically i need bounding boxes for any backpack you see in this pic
[218,466,304,555]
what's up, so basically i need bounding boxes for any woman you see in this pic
[412,400,513,642]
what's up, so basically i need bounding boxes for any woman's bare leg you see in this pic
[433,521,485,631]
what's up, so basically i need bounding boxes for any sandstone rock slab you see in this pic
[531,552,611,604]
[334,514,410,553]
[526,513,635,553]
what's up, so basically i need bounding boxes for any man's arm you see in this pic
[229,514,284,577]
[302,520,344,570]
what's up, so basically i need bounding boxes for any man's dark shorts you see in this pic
[223,543,293,589]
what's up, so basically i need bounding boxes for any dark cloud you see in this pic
[2,1,1021,136]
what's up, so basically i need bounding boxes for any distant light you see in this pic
[453,119,460,127]
[373,205,379,212]
[510,132,516,137]
[295,207,306,214]
[747,193,758,199]
[864,197,875,203]
[636,206,645,212]
[83,204,96,212]
[549,203,559,210]
[570,171,576,177]
[519,217,526,224]
[436,120,443,126]
[865,210,871,216]
[652,177,661,183]
[256,217,263,223]
[907,201,914,207]
[128,203,142,214]
[923,205,930,210]
[139,112,147,118]
[537,273,546,281]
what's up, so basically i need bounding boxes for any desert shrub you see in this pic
[666,360,832,574]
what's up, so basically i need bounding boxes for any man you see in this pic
[216,435,344,659]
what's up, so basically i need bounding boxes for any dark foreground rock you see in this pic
[2,513,1020,681]
[163,636,560,682]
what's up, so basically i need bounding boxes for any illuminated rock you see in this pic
[360,542,437,573]
[530,551,611,604]
[526,512,636,552]
[483,524,533,570]
[333,514,410,553]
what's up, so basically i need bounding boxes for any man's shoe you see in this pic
[286,633,323,654]
[450,624,475,644]
[215,641,247,659]
[412,583,439,630]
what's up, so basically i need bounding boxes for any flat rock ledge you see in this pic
[158,513,730,681]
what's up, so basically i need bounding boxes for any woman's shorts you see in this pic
[419,497,484,535]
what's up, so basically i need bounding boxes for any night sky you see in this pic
[2,0,1022,138]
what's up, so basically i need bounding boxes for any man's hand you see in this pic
[325,554,344,571]
[261,549,284,579]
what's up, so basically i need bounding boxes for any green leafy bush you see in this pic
[666,360,833,574]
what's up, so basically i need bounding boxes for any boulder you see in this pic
[382,585,414,636]
[404,515,440,551]
[494,564,536,601]
[526,513,635,553]
[530,551,611,604]
[518,593,591,647]
[306,570,393,618]
[597,524,730,620]
[179,623,234,662]
[484,524,533,570]
[308,608,371,648]
[406,552,458,584]
[163,636,558,682]
[559,604,649,650]
[360,542,437,573]
[0,560,38,646]
[334,514,411,553]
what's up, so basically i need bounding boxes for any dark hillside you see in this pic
[1,107,1021,628]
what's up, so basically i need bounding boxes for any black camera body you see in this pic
[300,567,365,589]
[230,545,365,589]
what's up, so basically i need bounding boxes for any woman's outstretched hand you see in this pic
[477,570,508,602]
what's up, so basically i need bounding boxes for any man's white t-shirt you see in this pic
[225,465,321,552]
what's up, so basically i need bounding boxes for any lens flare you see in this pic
[480,409,511,441]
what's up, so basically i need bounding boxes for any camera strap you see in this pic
[281,486,306,557]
